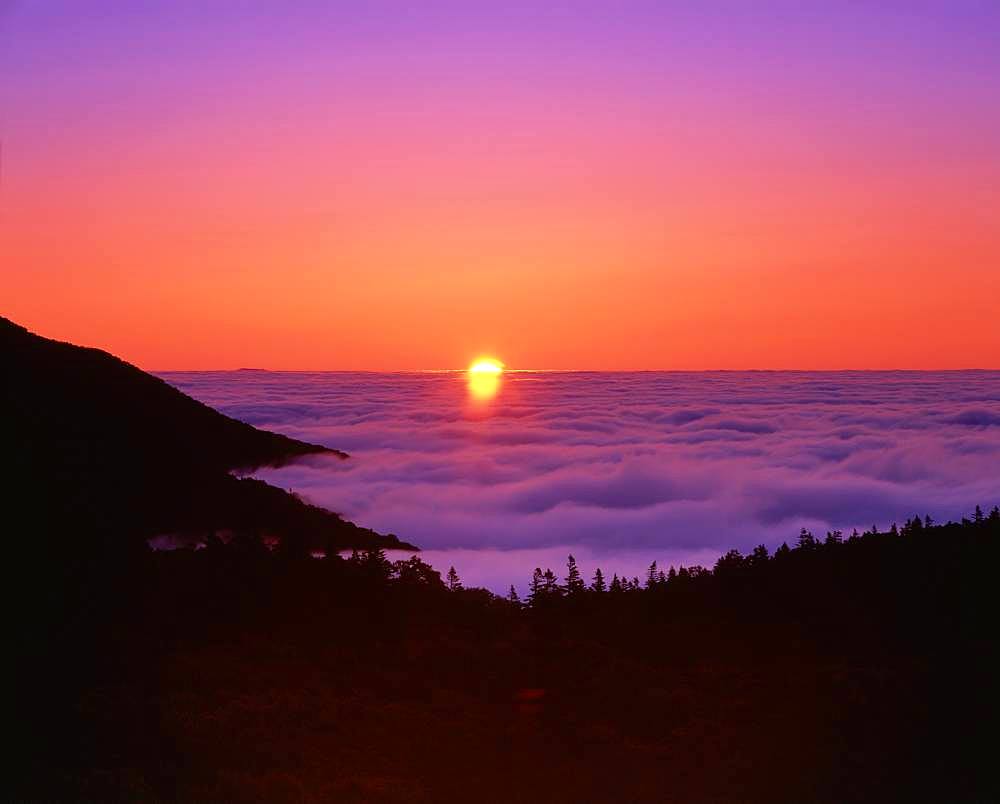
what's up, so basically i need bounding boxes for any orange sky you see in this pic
[2,3,999,370]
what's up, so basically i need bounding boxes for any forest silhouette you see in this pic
[7,317,999,803]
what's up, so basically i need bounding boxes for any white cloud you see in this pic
[160,370,1000,589]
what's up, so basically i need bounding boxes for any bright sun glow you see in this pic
[467,357,504,400]
[469,357,505,374]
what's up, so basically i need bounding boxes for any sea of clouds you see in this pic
[161,370,1000,592]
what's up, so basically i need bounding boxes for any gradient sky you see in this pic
[3,1,999,369]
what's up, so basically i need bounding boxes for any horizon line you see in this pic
[152,366,1000,374]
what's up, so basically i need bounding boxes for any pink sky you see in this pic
[2,2,999,369]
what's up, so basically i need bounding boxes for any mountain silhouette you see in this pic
[1,316,415,552]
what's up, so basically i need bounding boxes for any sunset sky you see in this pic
[3,1,998,370]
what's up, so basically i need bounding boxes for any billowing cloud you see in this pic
[161,370,1000,591]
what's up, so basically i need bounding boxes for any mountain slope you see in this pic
[1,316,415,552]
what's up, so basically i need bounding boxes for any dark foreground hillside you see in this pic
[15,512,1000,803]
[7,318,997,801]
[1,316,413,554]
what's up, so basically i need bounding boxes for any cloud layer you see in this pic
[161,370,1000,589]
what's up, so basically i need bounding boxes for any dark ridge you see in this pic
[13,511,1000,802]
[1,316,415,552]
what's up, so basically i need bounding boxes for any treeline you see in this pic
[512,505,1000,605]
[325,505,1000,618]
[15,505,1000,803]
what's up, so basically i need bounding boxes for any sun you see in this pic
[467,356,504,400]
[469,357,505,375]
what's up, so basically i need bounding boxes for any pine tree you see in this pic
[446,565,463,591]
[528,568,544,605]
[362,548,392,581]
[714,549,744,575]
[667,566,677,582]
[542,568,559,596]
[974,505,984,523]
[393,556,443,587]
[797,528,817,550]
[645,561,658,588]
[609,573,622,593]
[591,567,606,593]
[508,585,521,605]
[565,555,585,594]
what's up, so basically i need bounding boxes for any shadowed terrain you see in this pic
[1,316,414,554]
[7,319,998,803]
[15,514,1000,803]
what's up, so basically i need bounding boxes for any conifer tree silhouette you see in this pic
[542,568,559,596]
[529,568,544,604]
[565,555,585,594]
